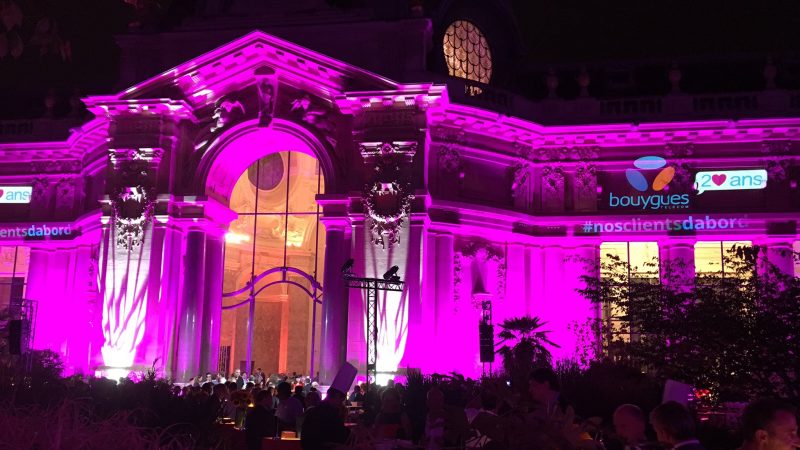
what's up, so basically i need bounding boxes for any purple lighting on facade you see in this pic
[0,29,797,383]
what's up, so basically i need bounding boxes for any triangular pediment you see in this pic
[109,30,409,108]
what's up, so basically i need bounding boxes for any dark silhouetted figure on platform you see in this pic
[300,388,350,450]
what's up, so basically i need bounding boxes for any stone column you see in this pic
[319,219,352,384]
[661,239,695,290]
[199,233,225,374]
[175,229,207,382]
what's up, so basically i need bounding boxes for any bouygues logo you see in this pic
[608,156,690,210]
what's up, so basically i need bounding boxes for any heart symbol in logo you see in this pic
[0,189,4,198]
[711,174,727,186]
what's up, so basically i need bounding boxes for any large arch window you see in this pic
[443,20,493,84]
[221,151,325,377]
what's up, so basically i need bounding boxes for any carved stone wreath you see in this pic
[111,185,155,250]
[363,181,414,248]
[360,142,417,249]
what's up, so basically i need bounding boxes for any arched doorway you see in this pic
[220,150,326,378]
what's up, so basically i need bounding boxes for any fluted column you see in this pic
[319,219,352,384]
[175,229,207,382]
[199,233,225,374]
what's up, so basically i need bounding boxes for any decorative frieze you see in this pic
[664,142,695,158]
[535,146,599,162]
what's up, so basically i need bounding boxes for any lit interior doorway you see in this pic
[220,150,325,378]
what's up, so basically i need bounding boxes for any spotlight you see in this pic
[383,265,400,281]
[341,258,354,275]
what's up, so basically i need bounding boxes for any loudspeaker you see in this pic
[8,320,22,355]
[479,323,494,363]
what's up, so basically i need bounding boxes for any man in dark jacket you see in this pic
[300,388,350,449]
[649,401,705,450]
[245,389,277,450]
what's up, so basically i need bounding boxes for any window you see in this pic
[694,241,751,277]
[443,20,493,84]
[600,242,659,344]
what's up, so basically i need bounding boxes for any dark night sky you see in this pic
[0,0,798,119]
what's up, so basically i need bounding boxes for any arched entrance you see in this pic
[196,119,337,380]
[220,149,326,378]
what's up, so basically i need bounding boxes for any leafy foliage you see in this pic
[577,244,800,403]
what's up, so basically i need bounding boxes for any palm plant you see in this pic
[496,316,559,391]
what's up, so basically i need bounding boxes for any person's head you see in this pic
[294,385,304,396]
[741,399,799,450]
[234,369,241,377]
[214,383,230,399]
[205,372,212,381]
[614,404,647,445]
[381,387,402,413]
[276,381,292,399]
[387,379,395,388]
[528,367,560,403]
[427,386,445,413]
[201,381,214,395]
[255,389,273,408]
[649,401,697,446]
[325,388,347,405]
[480,390,499,412]
[306,391,321,408]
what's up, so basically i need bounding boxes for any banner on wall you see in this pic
[0,186,32,204]
[598,156,770,213]
[0,224,79,241]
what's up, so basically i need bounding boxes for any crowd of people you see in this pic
[175,366,799,450]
